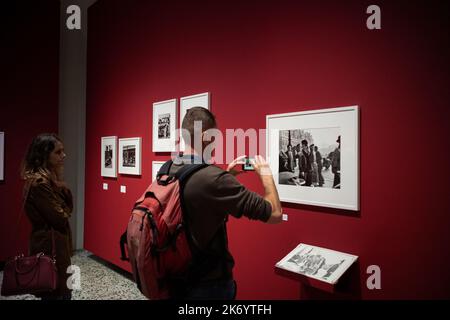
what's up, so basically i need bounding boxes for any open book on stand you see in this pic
[275,243,358,285]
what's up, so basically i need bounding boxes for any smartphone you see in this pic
[242,157,255,171]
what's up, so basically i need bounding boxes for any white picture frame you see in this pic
[275,243,358,285]
[0,132,4,181]
[179,92,210,151]
[266,106,359,211]
[101,136,117,178]
[119,137,142,175]
[152,161,166,181]
[153,99,177,152]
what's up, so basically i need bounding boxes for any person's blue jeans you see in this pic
[184,279,236,300]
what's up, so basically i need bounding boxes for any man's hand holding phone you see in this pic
[227,155,281,223]
[227,155,273,177]
[226,155,247,176]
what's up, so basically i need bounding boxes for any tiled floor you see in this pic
[0,250,147,300]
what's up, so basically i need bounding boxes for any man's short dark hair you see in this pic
[181,107,217,144]
[301,139,308,146]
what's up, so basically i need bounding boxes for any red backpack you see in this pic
[119,160,207,299]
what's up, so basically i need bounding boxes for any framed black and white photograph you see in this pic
[152,161,165,181]
[0,132,4,181]
[153,99,177,152]
[266,106,359,210]
[101,136,117,178]
[179,92,210,151]
[119,137,142,175]
[275,243,358,285]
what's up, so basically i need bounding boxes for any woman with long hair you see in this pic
[21,133,73,300]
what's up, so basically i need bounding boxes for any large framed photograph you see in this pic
[101,136,117,178]
[266,106,359,211]
[119,137,142,175]
[275,243,358,285]
[152,161,165,181]
[0,132,4,181]
[153,99,177,152]
[179,92,210,151]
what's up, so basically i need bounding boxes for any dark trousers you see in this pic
[333,172,340,188]
[317,164,324,185]
[302,171,312,186]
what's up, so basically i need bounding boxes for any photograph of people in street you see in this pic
[278,128,341,189]
[122,145,136,167]
[158,113,171,139]
[104,145,113,168]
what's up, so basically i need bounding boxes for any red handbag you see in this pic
[1,230,58,296]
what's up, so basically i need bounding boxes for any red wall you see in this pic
[0,1,60,261]
[84,0,450,299]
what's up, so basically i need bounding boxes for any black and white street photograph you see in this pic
[104,145,113,168]
[152,99,177,152]
[118,137,141,175]
[158,113,170,139]
[101,136,117,178]
[278,128,341,189]
[267,106,358,210]
[122,145,136,167]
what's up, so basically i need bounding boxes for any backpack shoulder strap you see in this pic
[156,160,175,186]
[157,160,173,178]
[174,162,208,251]
[156,160,207,186]
[175,163,208,184]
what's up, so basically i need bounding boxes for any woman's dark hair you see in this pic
[21,133,62,177]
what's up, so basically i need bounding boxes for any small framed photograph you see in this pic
[153,99,177,152]
[101,136,117,178]
[119,137,142,175]
[0,132,4,181]
[179,92,210,151]
[276,243,358,285]
[266,106,359,211]
[152,161,166,181]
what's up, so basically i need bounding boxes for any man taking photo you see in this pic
[168,107,282,299]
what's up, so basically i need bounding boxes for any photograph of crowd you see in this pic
[158,113,171,139]
[122,145,136,167]
[278,128,341,189]
[104,145,113,168]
